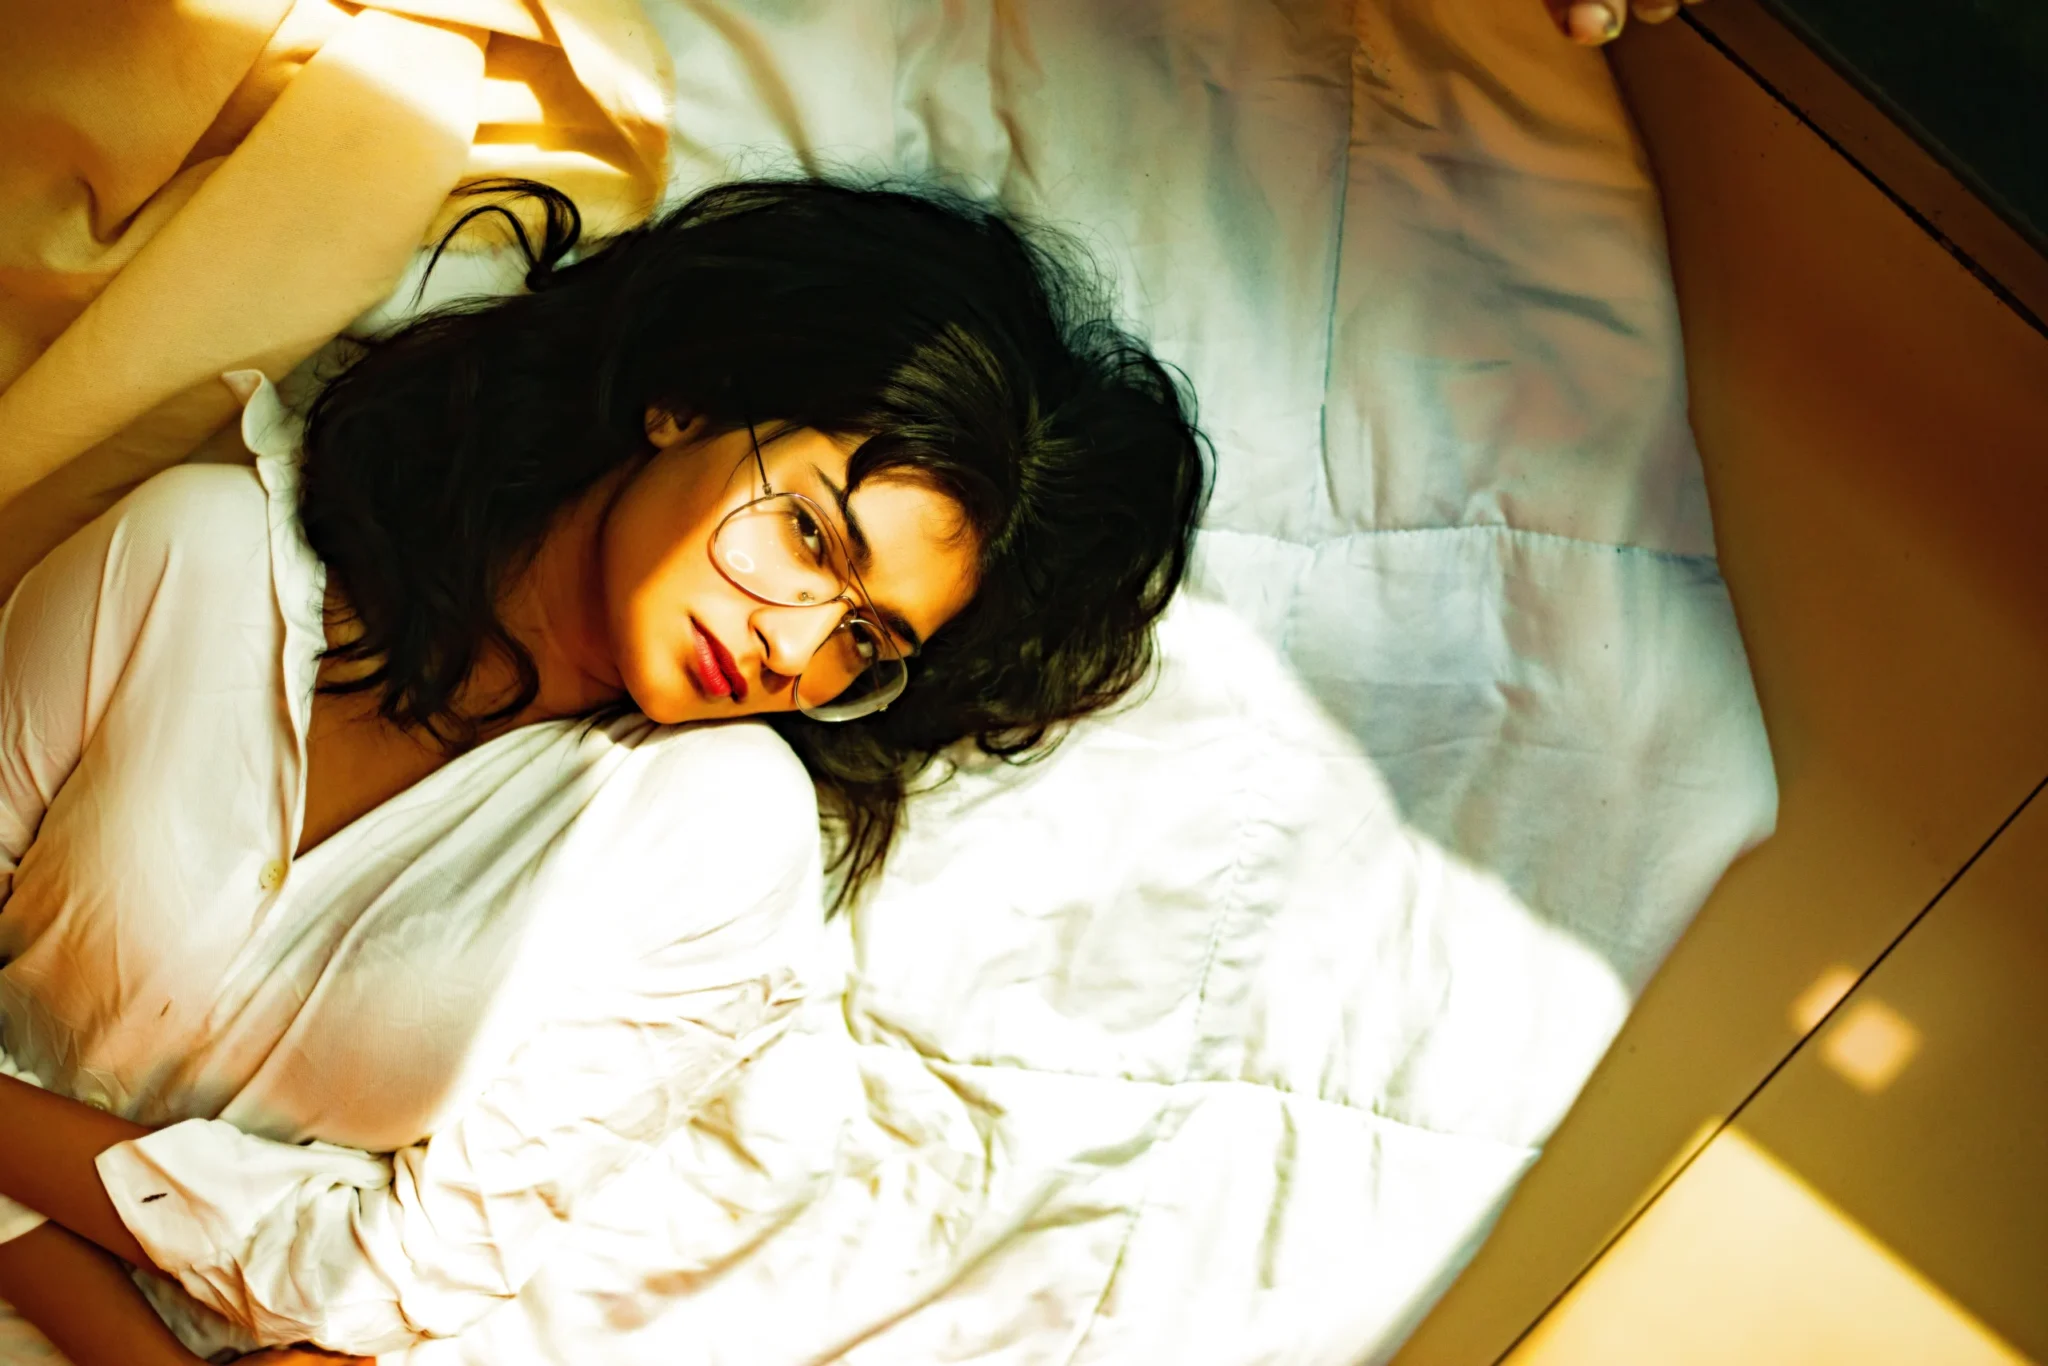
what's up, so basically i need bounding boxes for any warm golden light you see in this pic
[1506,1129,2030,1365]
[1790,964,1862,1034]
[1820,997,1922,1094]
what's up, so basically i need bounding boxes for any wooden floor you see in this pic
[1390,5,2048,1363]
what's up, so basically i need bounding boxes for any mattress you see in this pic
[375,0,1778,1362]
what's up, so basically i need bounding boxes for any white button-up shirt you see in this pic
[0,379,825,1358]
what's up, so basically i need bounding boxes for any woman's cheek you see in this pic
[603,584,678,723]
[633,629,697,724]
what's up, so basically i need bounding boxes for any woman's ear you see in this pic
[644,409,698,449]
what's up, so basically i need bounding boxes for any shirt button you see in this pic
[258,858,289,892]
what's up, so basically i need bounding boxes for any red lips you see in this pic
[689,620,747,702]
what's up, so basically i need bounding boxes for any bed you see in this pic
[371,0,1777,1361]
[0,0,1776,1360]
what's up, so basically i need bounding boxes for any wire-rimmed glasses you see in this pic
[709,425,910,722]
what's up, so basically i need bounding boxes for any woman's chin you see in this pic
[639,697,690,725]
[614,656,691,725]
[635,683,710,726]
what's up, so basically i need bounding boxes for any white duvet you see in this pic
[373,0,1777,1362]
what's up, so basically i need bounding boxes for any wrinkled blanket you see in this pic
[379,0,1776,1361]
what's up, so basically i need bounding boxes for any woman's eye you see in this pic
[839,620,879,665]
[792,509,828,565]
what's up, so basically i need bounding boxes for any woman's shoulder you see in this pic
[568,720,824,959]
[102,463,274,586]
[11,464,274,633]
[621,721,819,862]
[624,720,816,816]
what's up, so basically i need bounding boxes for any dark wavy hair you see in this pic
[298,177,1209,908]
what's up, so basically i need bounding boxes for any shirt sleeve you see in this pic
[96,724,826,1355]
[0,480,118,919]
[0,488,137,1247]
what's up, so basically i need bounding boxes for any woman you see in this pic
[0,178,1207,1364]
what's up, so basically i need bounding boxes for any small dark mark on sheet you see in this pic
[141,1193,168,1204]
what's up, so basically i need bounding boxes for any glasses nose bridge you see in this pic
[752,592,852,675]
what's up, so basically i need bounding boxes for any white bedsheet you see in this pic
[374,0,1776,1362]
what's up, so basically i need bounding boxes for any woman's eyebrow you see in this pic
[810,464,872,570]
[811,464,924,653]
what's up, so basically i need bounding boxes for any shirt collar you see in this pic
[225,370,326,748]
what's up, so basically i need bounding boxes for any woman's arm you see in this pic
[0,449,272,1355]
[0,459,163,1301]
[0,1223,196,1366]
[91,955,811,1353]
[0,1073,157,1270]
[0,1053,56,1250]
[87,728,824,1355]
[0,446,124,907]
[0,1220,372,1366]
[0,483,161,1251]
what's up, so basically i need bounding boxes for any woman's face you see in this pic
[592,416,981,726]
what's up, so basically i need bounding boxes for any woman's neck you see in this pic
[493,467,633,724]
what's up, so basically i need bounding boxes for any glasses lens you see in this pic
[715,495,842,606]
[714,494,909,722]
[799,617,907,721]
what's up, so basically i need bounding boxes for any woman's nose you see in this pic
[753,600,846,679]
